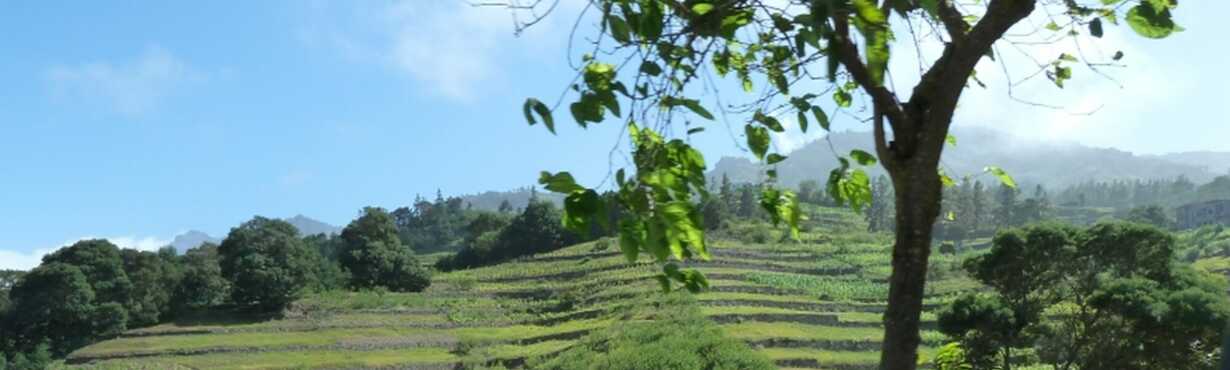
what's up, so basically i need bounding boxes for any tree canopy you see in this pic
[941,222,1230,369]
[218,216,319,312]
[339,207,432,292]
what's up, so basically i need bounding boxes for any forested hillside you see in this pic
[711,127,1228,189]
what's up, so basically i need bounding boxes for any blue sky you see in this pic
[1,1,1227,269]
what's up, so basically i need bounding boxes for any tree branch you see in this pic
[831,10,908,132]
[936,0,971,40]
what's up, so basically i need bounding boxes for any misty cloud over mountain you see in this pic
[710,127,1228,189]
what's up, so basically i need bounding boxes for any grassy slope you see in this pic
[64,205,986,370]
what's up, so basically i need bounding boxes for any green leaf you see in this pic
[753,111,785,132]
[660,201,706,260]
[562,189,608,236]
[681,269,710,293]
[1059,53,1078,62]
[797,111,808,133]
[687,127,705,135]
[1113,51,1125,61]
[939,170,955,188]
[984,166,1017,189]
[1126,3,1179,39]
[853,0,890,85]
[825,159,873,213]
[811,107,830,131]
[522,98,555,134]
[945,134,957,147]
[538,171,586,194]
[1045,22,1061,31]
[584,62,617,92]
[681,100,714,120]
[760,187,802,240]
[745,124,771,160]
[639,61,662,76]
[850,150,877,166]
[1089,17,1104,38]
[691,3,715,16]
[640,1,664,40]
[607,15,632,43]
[833,90,852,108]
[570,94,604,126]
[1052,65,1072,88]
[618,218,644,262]
[767,153,788,165]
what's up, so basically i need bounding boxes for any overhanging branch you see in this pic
[831,10,908,132]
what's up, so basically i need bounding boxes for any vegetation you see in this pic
[0,196,1220,369]
[538,295,774,370]
[940,222,1230,369]
[436,199,580,271]
[338,207,431,292]
[218,217,320,312]
[512,0,1185,367]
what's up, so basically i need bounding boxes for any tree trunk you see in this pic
[878,149,944,370]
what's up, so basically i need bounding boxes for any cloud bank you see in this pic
[0,235,172,271]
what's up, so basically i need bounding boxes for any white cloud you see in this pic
[45,46,201,116]
[0,235,172,271]
[301,1,584,101]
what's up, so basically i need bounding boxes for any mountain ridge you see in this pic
[710,127,1226,189]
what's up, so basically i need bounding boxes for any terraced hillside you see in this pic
[63,205,980,370]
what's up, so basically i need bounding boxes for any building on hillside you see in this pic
[1176,199,1230,229]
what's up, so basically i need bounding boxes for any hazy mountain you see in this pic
[457,186,565,211]
[711,127,1225,189]
[285,215,342,236]
[169,230,220,254]
[1150,151,1230,175]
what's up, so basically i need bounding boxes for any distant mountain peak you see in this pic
[283,215,342,236]
[170,230,220,254]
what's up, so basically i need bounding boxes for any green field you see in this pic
[64,204,1213,370]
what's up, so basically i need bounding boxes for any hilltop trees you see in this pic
[437,199,577,270]
[120,249,179,327]
[41,239,133,313]
[171,243,229,315]
[218,217,318,311]
[940,222,1230,369]
[339,207,431,292]
[3,263,120,356]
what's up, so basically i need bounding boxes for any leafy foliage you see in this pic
[41,239,133,315]
[944,221,1230,369]
[171,243,229,315]
[436,199,579,271]
[218,217,319,312]
[3,263,113,356]
[120,249,178,327]
[339,207,431,292]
